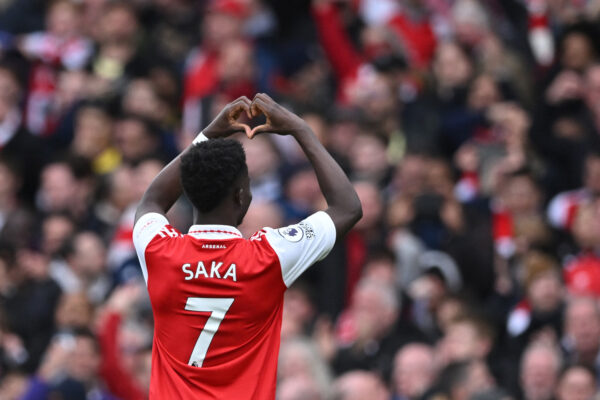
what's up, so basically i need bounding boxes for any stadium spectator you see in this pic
[331,277,422,381]
[506,251,564,354]
[0,0,599,397]
[331,370,390,400]
[20,329,116,400]
[562,296,600,371]
[519,343,563,400]
[424,359,496,400]
[555,365,597,400]
[278,337,332,398]
[391,342,437,400]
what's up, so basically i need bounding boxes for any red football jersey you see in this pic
[132,211,336,399]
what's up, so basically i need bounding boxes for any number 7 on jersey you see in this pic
[185,297,234,367]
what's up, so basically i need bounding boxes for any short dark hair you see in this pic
[180,139,247,213]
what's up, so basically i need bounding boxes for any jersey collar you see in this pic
[187,224,243,240]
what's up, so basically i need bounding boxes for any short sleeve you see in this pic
[132,213,169,283]
[262,211,336,287]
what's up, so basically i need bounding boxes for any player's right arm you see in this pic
[250,93,362,240]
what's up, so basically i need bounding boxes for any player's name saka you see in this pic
[182,261,237,282]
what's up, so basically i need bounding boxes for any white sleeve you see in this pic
[263,211,336,287]
[132,212,169,283]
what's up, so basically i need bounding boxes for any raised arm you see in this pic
[134,96,253,224]
[250,93,362,238]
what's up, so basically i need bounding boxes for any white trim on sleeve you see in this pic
[132,213,169,284]
[263,211,336,287]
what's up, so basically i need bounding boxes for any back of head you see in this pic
[180,139,247,213]
[332,371,389,400]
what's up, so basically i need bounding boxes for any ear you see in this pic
[234,187,244,207]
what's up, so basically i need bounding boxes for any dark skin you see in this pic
[135,94,362,241]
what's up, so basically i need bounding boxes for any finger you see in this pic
[257,92,275,103]
[232,97,252,111]
[229,101,250,120]
[252,93,275,112]
[254,93,275,108]
[248,124,271,139]
[236,96,253,119]
[231,123,251,137]
[235,95,251,103]
[251,98,268,118]
[251,97,273,117]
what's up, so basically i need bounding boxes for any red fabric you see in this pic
[460,171,479,188]
[208,0,247,17]
[143,225,287,399]
[564,253,600,297]
[25,64,58,136]
[565,202,579,230]
[528,14,549,29]
[312,4,364,102]
[113,226,133,243]
[334,309,357,346]
[344,230,367,306]
[492,209,513,242]
[99,313,146,400]
[387,13,437,68]
[183,49,219,103]
[220,80,257,102]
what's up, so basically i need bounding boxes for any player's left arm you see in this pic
[134,96,253,224]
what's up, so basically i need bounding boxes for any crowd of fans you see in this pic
[0,0,599,399]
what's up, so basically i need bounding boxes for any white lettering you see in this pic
[159,226,179,238]
[223,264,237,282]
[182,263,193,280]
[195,262,209,279]
[210,261,223,278]
[183,261,238,282]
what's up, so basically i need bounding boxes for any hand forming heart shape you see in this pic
[204,94,300,140]
[226,99,271,139]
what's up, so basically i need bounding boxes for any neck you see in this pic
[193,207,239,227]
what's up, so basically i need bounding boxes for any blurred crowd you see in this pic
[0,0,599,399]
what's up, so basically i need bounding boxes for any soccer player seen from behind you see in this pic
[132,94,362,399]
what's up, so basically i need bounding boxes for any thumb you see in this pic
[231,123,251,137]
[248,124,271,139]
